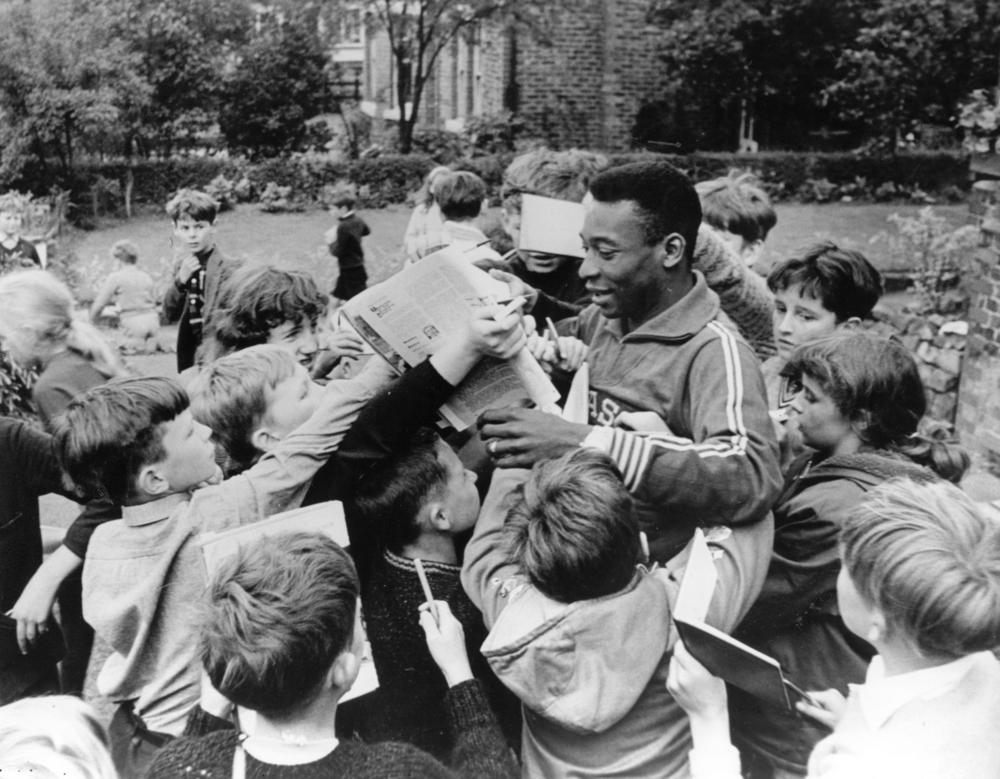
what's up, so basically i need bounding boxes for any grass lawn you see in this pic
[68,201,970,298]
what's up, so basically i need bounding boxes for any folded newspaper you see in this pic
[342,247,560,430]
[198,501,379,702]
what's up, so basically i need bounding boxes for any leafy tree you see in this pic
[366,0,554,154]
[823,0,1000,149]
[650,0,866,150]
[218,17,331,157]
[94,0,253,156]
[0,1,147,182]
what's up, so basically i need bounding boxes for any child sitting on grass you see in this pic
[57,358,394,777]
[729,332,969,777]
[669,477,1000,779]
[88,240,160,354]
[146,532,518,779]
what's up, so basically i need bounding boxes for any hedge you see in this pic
[5,150,971,218]
[604,151,971,199]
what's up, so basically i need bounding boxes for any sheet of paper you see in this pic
[342,248,559,429]
[562,362,590,423]
[519,194,586,259]
[672,528,718,623]
[199,502,379,702]
[199,502,350,577]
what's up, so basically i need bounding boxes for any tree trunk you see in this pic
[125,166,134,219]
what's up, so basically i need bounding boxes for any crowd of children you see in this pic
[0,154,998,779]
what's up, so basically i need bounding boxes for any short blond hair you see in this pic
[842,478,1000,658]
[0,695,116,779]
[189,344,298,472]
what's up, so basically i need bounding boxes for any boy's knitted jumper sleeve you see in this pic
[693,224,776,361]
[201,358,396,531]
[461,467,529,628]
[2,419,65,498]
[445,679,519,779]
[337,359,454,479]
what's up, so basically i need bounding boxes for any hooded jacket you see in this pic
[464,468,691,779]
[730,451,937,772]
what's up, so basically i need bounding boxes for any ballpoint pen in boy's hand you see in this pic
[545,316,564,361]
[493,295,526,321]
[414,558,440,626]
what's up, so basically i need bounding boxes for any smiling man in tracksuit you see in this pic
[478,160,781,632]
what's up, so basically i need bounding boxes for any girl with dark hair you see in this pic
[728,331,969,778]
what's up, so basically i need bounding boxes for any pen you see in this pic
[545,316,563,360]
[414,558,440,626]
[784,678,823,709]
[495,295,526,321]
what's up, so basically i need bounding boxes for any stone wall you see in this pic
[872,310,967,429]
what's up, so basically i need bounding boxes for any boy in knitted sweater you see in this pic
[347,429,521,757]
[147,532,517,779]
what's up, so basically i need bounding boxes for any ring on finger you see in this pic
[488,439,498,456]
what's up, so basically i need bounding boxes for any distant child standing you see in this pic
[162,190,241,372]
[0,197,40,274]
[89,240,160,353]
[327,192,370,303]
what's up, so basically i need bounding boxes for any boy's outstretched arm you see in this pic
[420,601,519,779]
[336,307,528,474]
[196,357,397,531]
[461,466,531,629]
[10,546,80,653]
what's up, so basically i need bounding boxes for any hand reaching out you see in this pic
[666,640,729,722]
[418,600,473,688]
[478,405,591,468]
[796,688,845,730]
[322,328,367,361]
[7,589,56,654]
[488,268,538,313]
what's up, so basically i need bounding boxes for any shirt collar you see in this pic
[122,492,190,528]
[855,652,986,729]
[600,269,720,342]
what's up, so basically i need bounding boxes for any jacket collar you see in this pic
[122,492,189,528]
[599,270,720,343]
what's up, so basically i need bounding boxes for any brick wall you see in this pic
[955,221,1000,472]
[361,1,666,149]
[512,0,666,150]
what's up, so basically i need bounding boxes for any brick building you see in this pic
[360,0,668,151]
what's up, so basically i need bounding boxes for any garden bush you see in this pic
[2,149,971,221]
